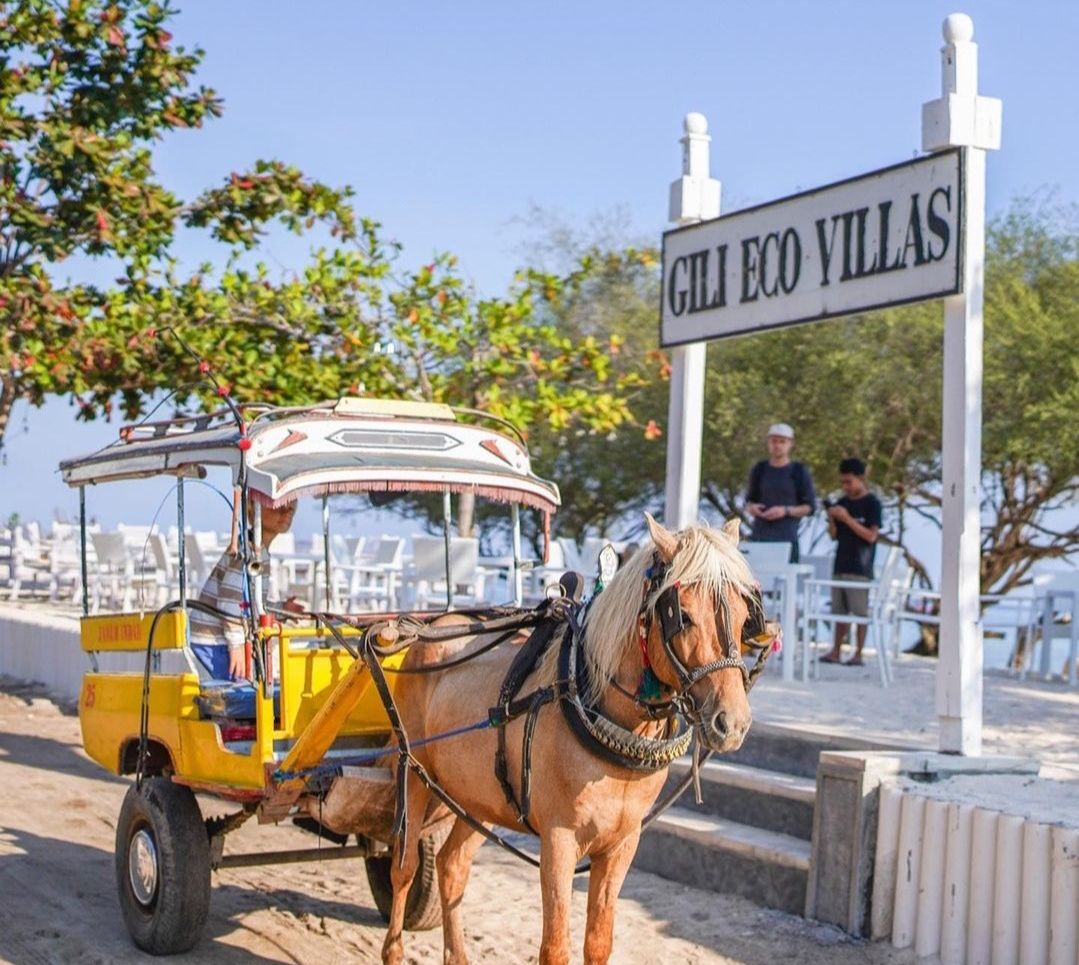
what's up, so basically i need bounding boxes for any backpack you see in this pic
[748,460,812,506]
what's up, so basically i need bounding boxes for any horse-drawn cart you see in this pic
[62,394,777,962]
[61,397,564,954]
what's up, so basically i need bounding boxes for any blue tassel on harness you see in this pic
[638,666,663,701]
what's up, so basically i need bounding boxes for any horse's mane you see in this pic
[533,523,758,705]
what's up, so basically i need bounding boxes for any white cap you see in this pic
[767,423,794,439]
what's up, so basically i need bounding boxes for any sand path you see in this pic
[0,678,923,965]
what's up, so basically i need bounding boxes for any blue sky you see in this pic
[3,0,1077,538]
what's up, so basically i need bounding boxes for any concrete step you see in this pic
[635,806,810,915]
[724,721,913,779]
[666,758,816,840]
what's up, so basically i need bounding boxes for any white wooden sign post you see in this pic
[664,113,719,533]
[925,14,1001,756]
[660,14,1000,754]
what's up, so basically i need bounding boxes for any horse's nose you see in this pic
[711,710,728,738]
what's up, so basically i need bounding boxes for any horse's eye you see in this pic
[682,614,694,628]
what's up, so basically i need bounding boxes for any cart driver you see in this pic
[188,501,299,681]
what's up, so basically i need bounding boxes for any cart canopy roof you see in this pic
[59,398,560,514]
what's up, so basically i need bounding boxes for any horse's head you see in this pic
[637,513,767,753]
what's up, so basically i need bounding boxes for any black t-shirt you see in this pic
[747,460,816,546]
[833,492,883,577]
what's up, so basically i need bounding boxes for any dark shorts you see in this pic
[831,574,870,618]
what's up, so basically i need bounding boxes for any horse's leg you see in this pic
[538,826,578,965]
[436,816,487,965]
[582,829,640,965]
[381,769,431,965]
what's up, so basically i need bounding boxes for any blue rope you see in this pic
[273,716,494,783]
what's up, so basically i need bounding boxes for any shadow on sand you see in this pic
[0,824,388,963]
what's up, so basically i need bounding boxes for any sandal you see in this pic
[844,656,865,667]
[819,653,842,664]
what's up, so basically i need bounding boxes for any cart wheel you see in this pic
[365,831,443,931]
[114,778,211,955]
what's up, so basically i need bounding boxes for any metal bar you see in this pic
[79,486,89,617]
[322,495,331,610]
[217,843,374,870]
[443,490,452,610]
[252,501,264,615]
[177,477,186,607]
[511,503,523,606]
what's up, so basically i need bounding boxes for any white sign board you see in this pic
[660,149,963,346]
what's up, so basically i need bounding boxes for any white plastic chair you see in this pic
[557,537,583,574]
[7,524,52,600]
[147,533,179,606]
[346,536,405,611]
[1024,571,1079,686]
[800,545,905,686]
[527,540,568,603]
[407,536,484,609]
[48,533,84,605]
[91,531,162,611]
[741,541,793,570]
[183,532,214,591]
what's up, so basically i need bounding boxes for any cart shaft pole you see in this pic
[216,843,374,870]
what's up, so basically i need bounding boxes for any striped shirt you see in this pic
[188,548,270,652]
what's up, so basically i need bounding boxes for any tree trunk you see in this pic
[457,491,475,538]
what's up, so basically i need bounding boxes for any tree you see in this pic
[517,201,1079,614]
[0,0,638,491]
[0,0,365,446]
[925,202,1079,598]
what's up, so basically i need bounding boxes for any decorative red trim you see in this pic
[271,429,308,453]
[480,438,512,465]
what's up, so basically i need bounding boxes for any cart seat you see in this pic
[195,680,280,721]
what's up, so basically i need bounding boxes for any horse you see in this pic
[380,514,769,965]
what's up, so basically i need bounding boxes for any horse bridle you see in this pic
[625,552,773,723]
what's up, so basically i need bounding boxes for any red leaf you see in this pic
[106,25,124,47]
[95,210,109,235]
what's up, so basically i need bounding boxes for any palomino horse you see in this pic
[382,514,766,965]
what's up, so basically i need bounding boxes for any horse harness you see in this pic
[489,557,774,830]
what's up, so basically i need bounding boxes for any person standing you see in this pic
[819,458,882,666]
[745,423,816,563]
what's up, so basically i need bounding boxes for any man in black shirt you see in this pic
[745,423,816,563]
[820,457,882,666]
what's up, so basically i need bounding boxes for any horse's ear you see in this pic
[722,518,741,545]
[644,512,678,563]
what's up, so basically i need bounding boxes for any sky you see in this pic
[2,0,1077,546]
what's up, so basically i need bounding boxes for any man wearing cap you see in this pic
[745,423,816,563]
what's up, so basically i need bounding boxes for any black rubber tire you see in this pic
[364,832,443,932]
[114,778,212,955]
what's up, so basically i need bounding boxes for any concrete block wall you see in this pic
[0,605,142,703]
[874,782,1079,965]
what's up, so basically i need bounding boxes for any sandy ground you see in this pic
[750,651,1079,781]
[0,679,924,965]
